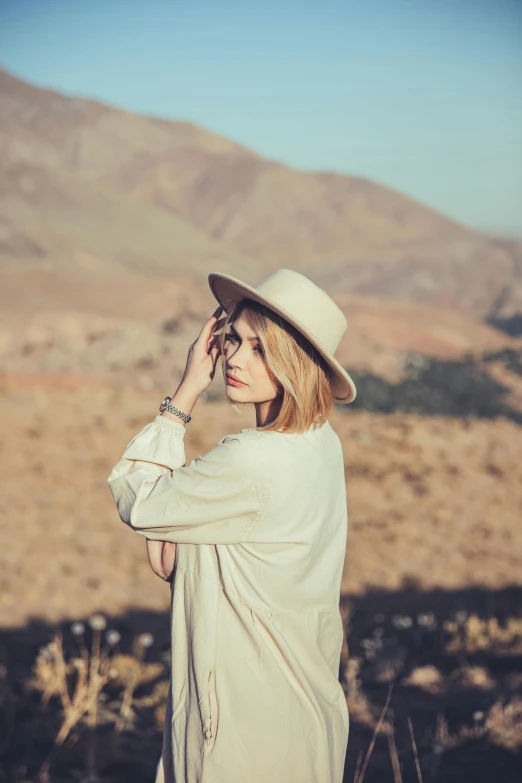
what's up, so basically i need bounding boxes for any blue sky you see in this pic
[1,0,521,236]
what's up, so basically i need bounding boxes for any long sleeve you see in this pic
[107,415,271,545]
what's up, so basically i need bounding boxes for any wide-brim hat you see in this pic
[208,268,357,403]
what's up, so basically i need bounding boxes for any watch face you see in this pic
[159,396,171,411]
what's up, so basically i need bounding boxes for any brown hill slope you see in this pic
[1,66,521,319]
[0,67,251,177]
[108,151,522,318]
[0,156,261,278]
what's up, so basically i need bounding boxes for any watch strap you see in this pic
[159,396,192,423]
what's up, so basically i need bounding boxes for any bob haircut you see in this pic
[216,298,336,435]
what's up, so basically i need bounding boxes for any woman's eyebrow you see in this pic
[230,325,260,342]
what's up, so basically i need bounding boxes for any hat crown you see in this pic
[254,269,347,354]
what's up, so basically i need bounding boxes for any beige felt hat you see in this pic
[208,268,357,403]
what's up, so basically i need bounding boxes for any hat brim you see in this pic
[208,272,357,403]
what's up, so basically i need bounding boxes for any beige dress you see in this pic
[107,413,349,783]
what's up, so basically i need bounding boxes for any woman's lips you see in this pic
[227,375,247,387]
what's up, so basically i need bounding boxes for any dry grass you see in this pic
[444,614,522,655]
[0,598,520,782]
[14,614,162,782]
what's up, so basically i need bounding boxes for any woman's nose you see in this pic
[227,345,244,367]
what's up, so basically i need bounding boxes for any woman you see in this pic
[107,268,357,783]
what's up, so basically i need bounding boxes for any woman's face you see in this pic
[224,314,279,403]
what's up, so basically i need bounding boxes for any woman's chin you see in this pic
[226,386,252,403]
[226,386,245,397]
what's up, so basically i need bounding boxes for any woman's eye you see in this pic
[226,334,263,356]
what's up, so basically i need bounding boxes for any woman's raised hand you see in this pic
[179,306,225,396]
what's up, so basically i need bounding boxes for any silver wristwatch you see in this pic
[159,396,192,423]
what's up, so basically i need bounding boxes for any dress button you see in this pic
[205,728,212,739]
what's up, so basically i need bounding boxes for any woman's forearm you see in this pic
[146,539,177,581]
[146,384,192,578]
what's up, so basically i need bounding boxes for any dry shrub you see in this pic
[344,656,376,728]
[402,665,445,694]
[434,697,522,755]
[486,697,522,751]
[448,665,496,690]
[444,614,522,655]
[25,618,162,780]
[28,630,112,780]
[151,680,170,731]
[433,712,487,753]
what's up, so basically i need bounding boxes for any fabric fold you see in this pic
[107,416,271,545]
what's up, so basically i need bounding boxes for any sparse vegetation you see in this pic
[344,349,522,424]
[1,615,167,783]
[1,593,521,782]
[486,312,522,339]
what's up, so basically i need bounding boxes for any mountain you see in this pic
[0,155,261,278]
[1,65,522,321]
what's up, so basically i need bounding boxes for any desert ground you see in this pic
[1,374,521,782]
[1,375,522,628]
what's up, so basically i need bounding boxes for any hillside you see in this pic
[1,65,522,320]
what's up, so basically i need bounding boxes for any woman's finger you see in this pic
[209,340,221,362]
[196,306,224,343]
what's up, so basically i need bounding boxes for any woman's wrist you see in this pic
[160,382,200,427]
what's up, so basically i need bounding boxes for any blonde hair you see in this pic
[217,298,336,434]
